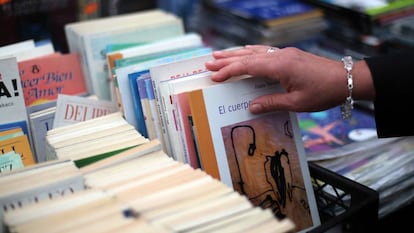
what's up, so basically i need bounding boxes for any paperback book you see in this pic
[188,76,320,232]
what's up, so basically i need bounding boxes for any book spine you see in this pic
[188,89,220,180]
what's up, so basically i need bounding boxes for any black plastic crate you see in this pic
[307,162,379,233]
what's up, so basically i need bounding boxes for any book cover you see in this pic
[53,94,118,128]
[128,70,149,138]
[159,71,225,166]
[14,42,55,62]
[112,34,206,133]
[188,76,320,232]
[136,72,157,140]
[0,134,35,167]
[298,105,380,161]
[173,92,201,169]
[0,56,33,156]
[29,106,56,163]
[0,126,24,140]
[18,53,88,107]
[202,0,319,27]
[0,151,24,173]
[0,40,35,57]
[106,33,203,95]
[303,0,414,32]
[144,77,165,150]
[148,52,213,159]
[0,56,28,125]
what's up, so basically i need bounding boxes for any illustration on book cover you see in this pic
[221,112,313,230]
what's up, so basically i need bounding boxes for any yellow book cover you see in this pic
[0,134,35,167]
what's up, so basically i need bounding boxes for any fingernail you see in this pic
[250,103,263,113]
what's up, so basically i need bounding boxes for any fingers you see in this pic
[212,45,277,59]
[207,59,250,82]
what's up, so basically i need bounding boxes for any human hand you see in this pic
[205,45,374,114]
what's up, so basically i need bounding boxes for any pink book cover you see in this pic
[18,53,88,107]
[173,91,200,169]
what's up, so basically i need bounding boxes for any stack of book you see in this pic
[2,139,296,233]
[1,8,323,232]
[195,0,328,48]
[302,0,414,57]
[0,159,85,232]
[45,112,149,168]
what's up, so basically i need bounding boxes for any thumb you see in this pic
[249,93,290,114]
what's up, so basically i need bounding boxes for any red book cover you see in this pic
[18,53,88,107]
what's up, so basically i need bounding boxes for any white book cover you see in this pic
[64,9,174,95]
[158,71,215,164]
[14,42,55,62]
[114,45,210,154]
[69,11,184,100]
[148,53,214,160]
[189,77,320,232]
[53,94,118,128]
[29,106,56,163]
[0,56,32,148]
[0,40,35,57]
[0,56,28,123]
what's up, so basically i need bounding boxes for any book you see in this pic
[0,56,34,164]
[173,92,201,169]
[158,71,224,167]
[112,33,206,133]
[303,0,414,33]
[3,189,116,233]
[0,159,85,233]
[28,105,56,163]
[64,9,185,100]
[200,5,327,46]
[82,143,296,233]
[188,76,320,232]
[0,151,24,173]
[18,53,88,107]
[123,47,213,145]
[297,105,390,161]
[45,112,149,167]
[0,56,29,127]
[0,134,35,168]
[202,0,321,28]
[106,32,203,101]
[148,53,214,160]
[13,42,55,62]
[2,138,295,233]
[134,72,153,139]
[0,40,35,57]
[53,94,118,128]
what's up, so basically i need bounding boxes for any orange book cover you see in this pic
[18,53,88,107]
[188,89,220,180]
[0,134,35,167]
[173,91,201,169]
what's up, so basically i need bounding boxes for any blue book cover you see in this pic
[128,70,149,138]
[298,105,378,160]
[205,0,316,22]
